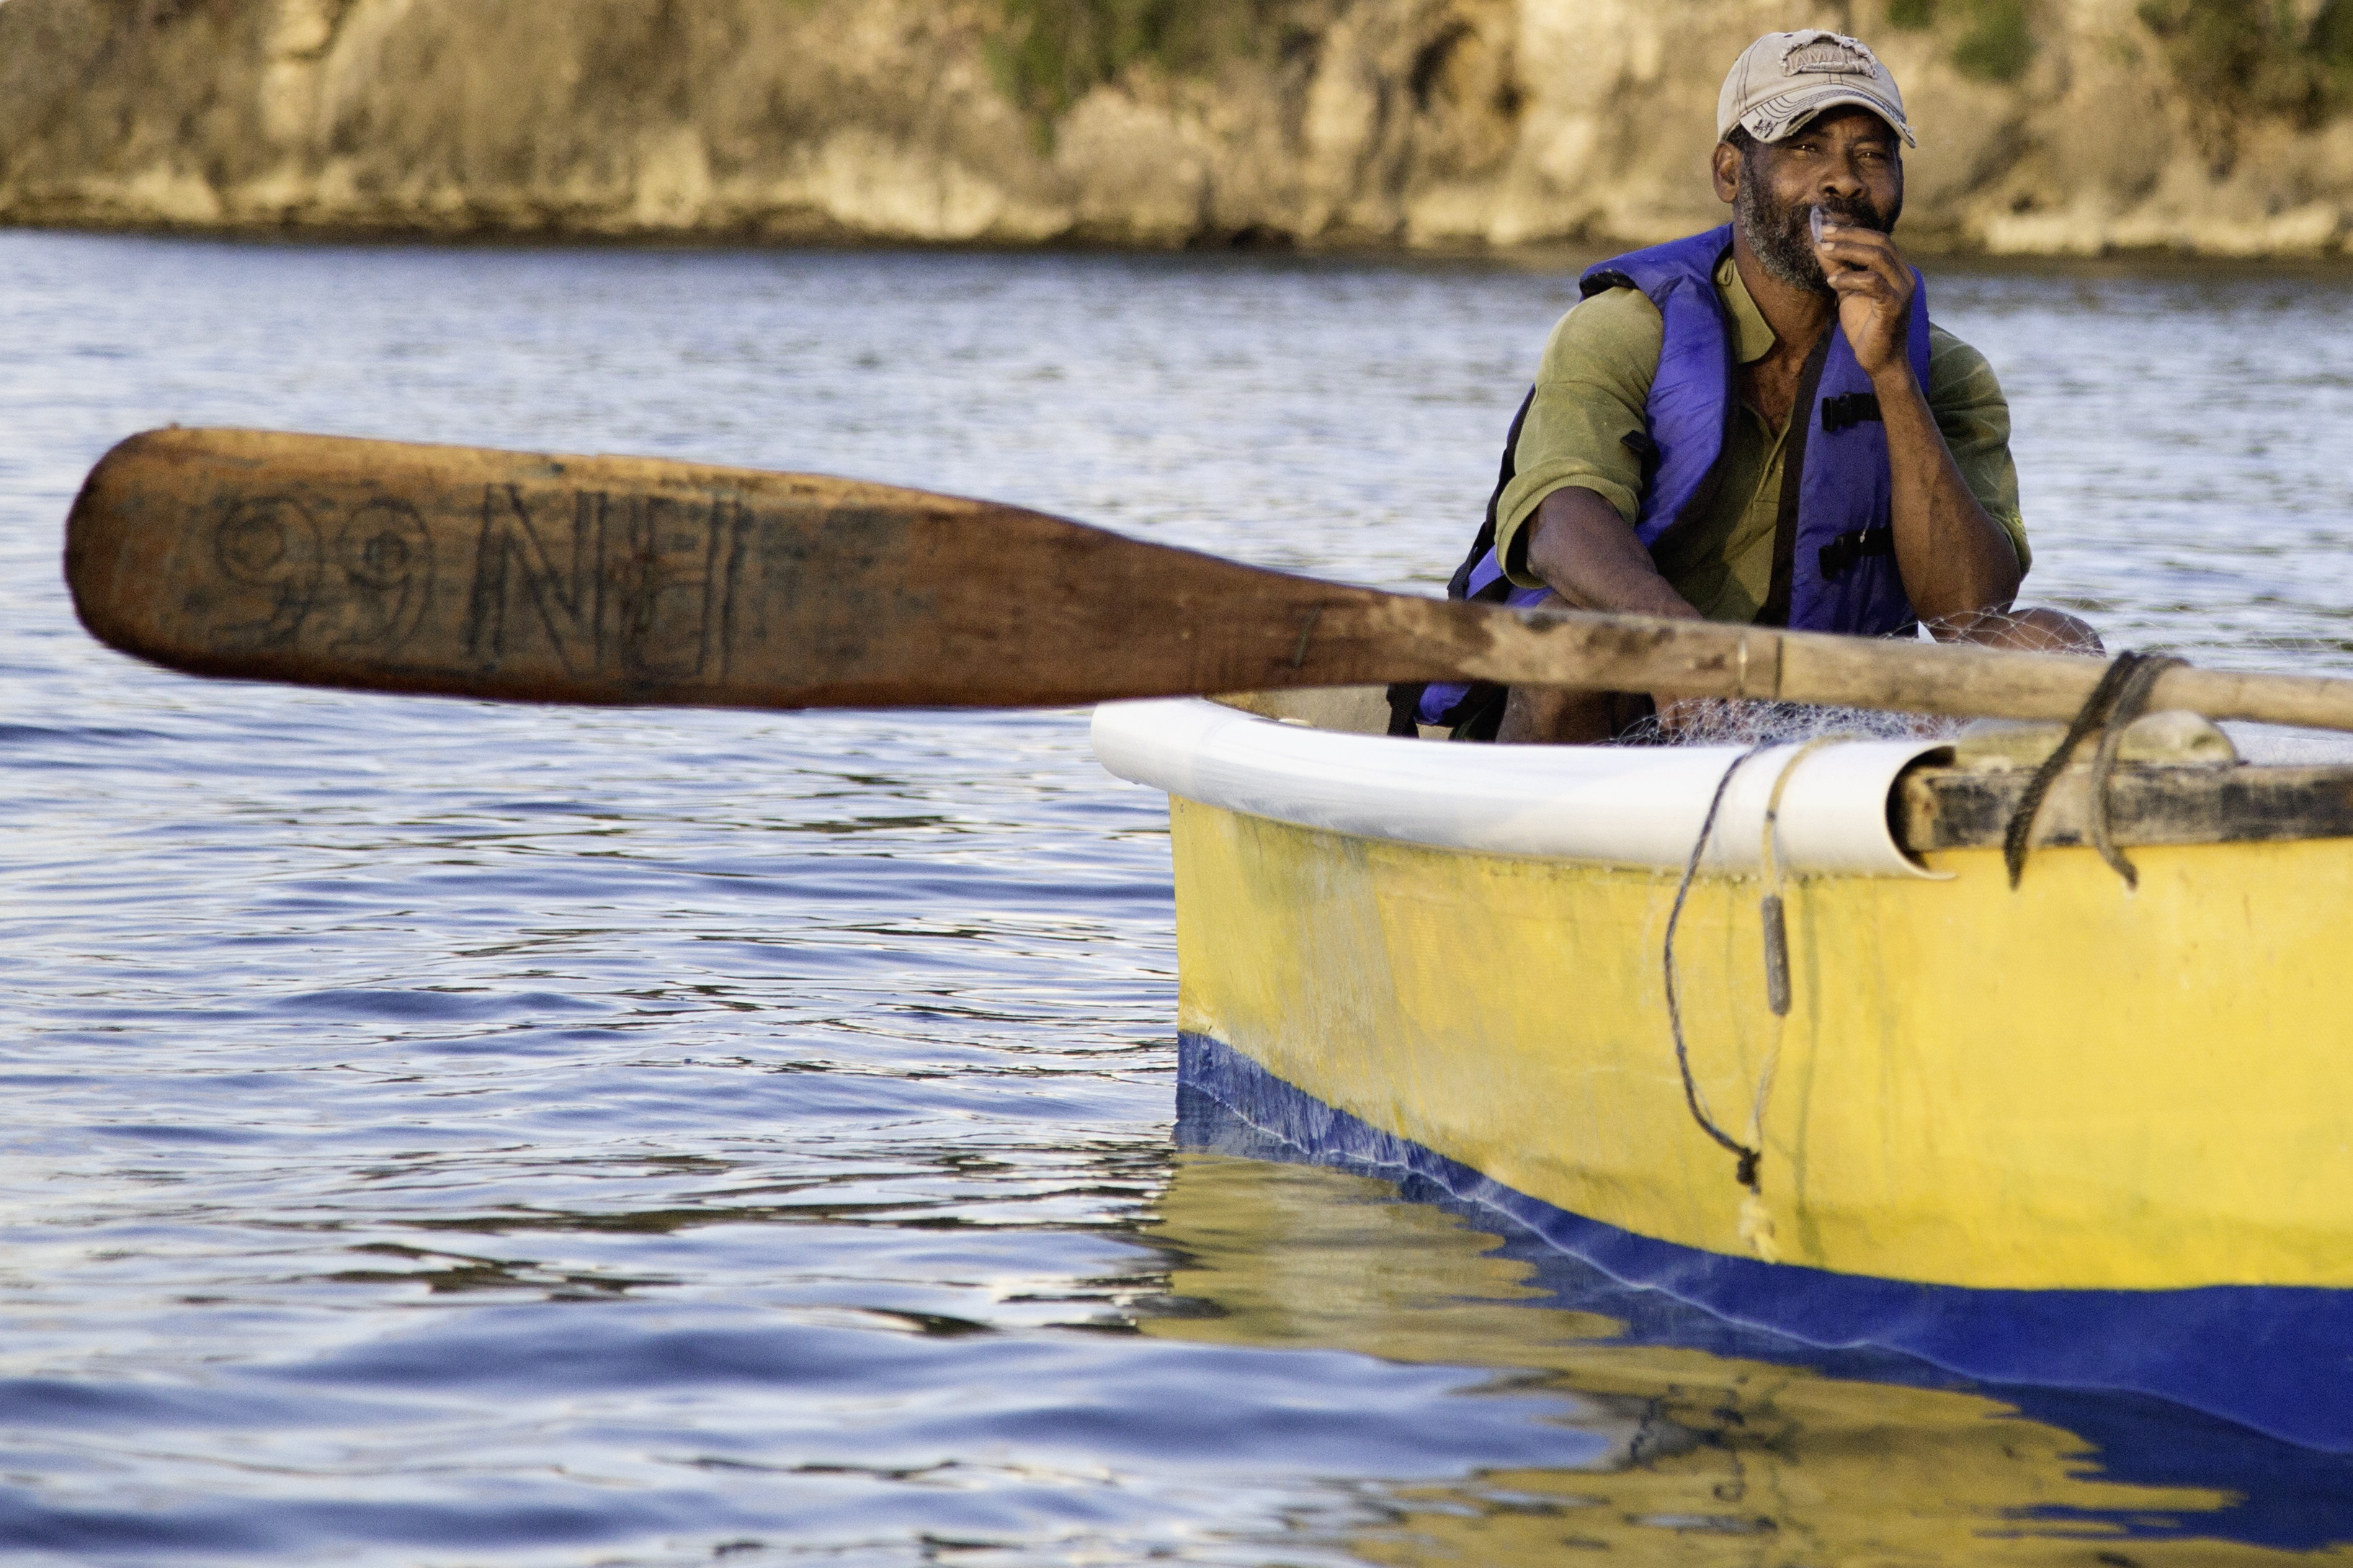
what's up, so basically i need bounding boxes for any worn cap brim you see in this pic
[1738,84,1916,147]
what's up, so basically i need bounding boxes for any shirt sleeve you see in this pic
[1925,324,2031,574]
[1492,287,1664,588]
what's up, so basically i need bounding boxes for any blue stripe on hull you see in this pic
[1179,1031,2353,1455]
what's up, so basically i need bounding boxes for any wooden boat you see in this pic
[1093,689,2353,1452]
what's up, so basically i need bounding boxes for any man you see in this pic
[1402,30,2089,743]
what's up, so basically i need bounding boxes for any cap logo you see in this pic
[1722,30,1914,147]
[1780,35,1882,75]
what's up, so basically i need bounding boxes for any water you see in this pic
[5,229,2353,1564]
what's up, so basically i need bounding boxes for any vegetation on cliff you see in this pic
[987,0,1280,134]
[1883,0,2037,84]
[2133,0,2353,160]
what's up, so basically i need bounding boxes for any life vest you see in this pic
[1400,224,1930,735]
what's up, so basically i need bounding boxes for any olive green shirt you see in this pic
[1493,256,2030,624]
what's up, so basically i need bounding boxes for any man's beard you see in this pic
[1736,176,1898,295]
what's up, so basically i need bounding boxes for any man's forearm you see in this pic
[1873,364,2023,623]
[1501,486,1699,743]
[1814,219,2024,625]
[1523,487,1704,620]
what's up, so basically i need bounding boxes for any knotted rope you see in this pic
[2003,650,2184,889]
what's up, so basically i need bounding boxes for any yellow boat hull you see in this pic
[1174,797,2353,1293]
[1168,793,2353,1448]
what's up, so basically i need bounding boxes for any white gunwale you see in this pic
[1091,694,1946,879]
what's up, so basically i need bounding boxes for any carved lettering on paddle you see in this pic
[205,495,436,658]
[465,485,605,674]
[610,490,744,683]
[463,484,745,684]
[329,499,434,655]
[211,497,322,648]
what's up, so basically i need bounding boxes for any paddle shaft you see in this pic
[63,428,2353,732]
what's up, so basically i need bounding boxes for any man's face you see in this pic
[1728,108,1905,294]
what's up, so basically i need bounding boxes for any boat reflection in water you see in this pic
[1144,1097,2353,1564]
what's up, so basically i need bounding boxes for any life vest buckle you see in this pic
[1820,392,1883,432]
[1818,527,1894,579]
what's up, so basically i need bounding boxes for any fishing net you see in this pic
[1612,605,2353,763]
[1609,606,2097,748]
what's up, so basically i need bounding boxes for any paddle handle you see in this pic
[1460,611,2353,732]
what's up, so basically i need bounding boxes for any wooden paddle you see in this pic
[61,426,2353,732]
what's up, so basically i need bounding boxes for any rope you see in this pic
[1749,735,1849,1132]
[2002,650,2182,889]
[2085,655,2184,888]
[1663,741,1771,1192]
[1662,735,1847,1253]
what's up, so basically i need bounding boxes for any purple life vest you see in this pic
[1414,224,1930,728]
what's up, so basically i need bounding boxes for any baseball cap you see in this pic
[1717,30,1915,147]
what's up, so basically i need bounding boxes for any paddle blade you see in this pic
[64,428,1466,709]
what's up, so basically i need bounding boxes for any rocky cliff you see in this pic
[4,0,2352,255]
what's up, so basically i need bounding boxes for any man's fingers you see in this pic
[1827,269,1898,308]
[1828,266,1894,298]
[1822,246,1911,306]
[1811,220,1894,251]
[1816,235,1905,281]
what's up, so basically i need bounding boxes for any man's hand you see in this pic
[1814,220,1914,385]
